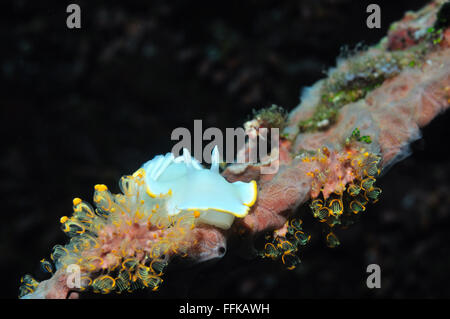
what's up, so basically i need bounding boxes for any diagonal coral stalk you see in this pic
[21,0,449,299]
[225,0,450,235]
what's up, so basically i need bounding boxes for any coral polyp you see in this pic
[301,137,383,246]
[21,173,181,296]
[258,218,310,270]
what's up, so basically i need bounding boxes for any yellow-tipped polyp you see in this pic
[19,146,258,298]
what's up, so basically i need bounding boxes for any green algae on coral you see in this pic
[252,104,288,130]
[345,127,372,145]
[297,30,433,133]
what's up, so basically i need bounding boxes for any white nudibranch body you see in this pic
[137,146,257,230]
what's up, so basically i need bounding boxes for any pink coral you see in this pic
[225,0,449,235]
[21,0,449,299]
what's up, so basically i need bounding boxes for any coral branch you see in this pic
[225,0,449,236]
[21,0,449,299]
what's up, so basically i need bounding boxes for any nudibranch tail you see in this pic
[234,180,258,208]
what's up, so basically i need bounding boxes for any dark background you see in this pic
[2,0,450,299]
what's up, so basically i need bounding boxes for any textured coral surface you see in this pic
[225,0,449,237]
[9,0,449,298]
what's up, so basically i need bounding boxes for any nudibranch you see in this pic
[137,146,257,230]
[19,146,257,298]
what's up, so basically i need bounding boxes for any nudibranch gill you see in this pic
[19,146,257,297]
